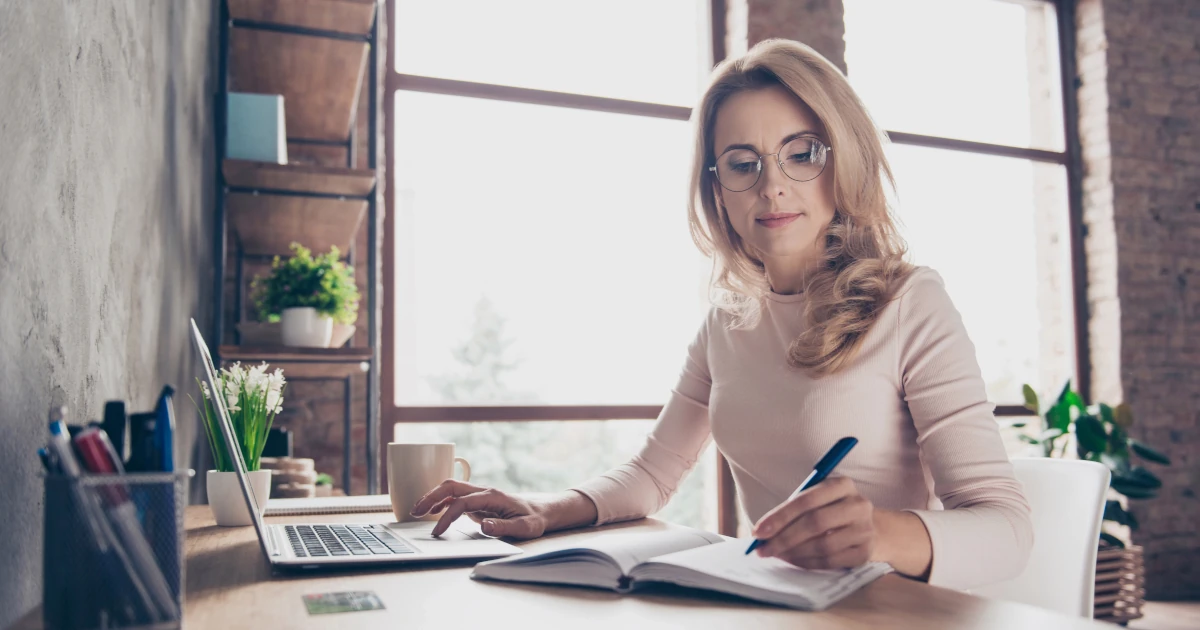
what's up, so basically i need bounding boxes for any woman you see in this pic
[410,38,1033,591]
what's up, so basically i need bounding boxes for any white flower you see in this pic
[225,390,241,413]
[246,363,269,395]
[200,381,211,400]
[266,389,281,414]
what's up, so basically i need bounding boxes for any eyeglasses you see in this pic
[708,136,833,192]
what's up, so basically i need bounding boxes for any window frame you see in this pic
[380,0,1088,534]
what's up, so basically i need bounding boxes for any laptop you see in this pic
[189,318,523,570]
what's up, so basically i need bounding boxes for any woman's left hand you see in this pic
[750,476,881,570]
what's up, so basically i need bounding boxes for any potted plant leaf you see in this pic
[1016,381,1171,622]
[193,362,287,526]
[252,242,360,347]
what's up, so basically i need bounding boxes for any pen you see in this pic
[745,436,858,555]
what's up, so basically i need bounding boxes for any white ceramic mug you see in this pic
[387,443,471,522]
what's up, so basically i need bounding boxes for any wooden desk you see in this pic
[14,506,1113,629]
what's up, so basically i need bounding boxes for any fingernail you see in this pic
[482,519,494,535]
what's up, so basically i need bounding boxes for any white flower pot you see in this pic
[280,307,333,347]
[207,469,272,527]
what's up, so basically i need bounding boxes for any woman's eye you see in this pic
[730,161,758,173]
[786,151,813,164]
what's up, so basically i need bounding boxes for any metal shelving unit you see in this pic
[212,0,381,494]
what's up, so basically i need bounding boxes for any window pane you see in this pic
[394,0,710,106]
[394,421,718,531]
[887,144,1076,403]
[844,0,1065,151]
[393,92,710,406]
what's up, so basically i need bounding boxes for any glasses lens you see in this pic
[715,149,761,191]
[779,137,828,182]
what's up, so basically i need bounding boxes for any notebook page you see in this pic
[634,540,892,609]
[580,529,725,575]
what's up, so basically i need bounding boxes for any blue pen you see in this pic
[745,436,859,555]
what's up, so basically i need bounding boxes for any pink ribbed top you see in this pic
[572,266,1033,590]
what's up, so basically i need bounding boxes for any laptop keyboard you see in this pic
[284,524,416,558]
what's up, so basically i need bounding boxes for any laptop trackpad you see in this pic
[384,520,482,543]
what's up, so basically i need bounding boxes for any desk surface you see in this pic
[14,506,1112,629]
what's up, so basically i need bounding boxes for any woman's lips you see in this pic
[756,213,802,229]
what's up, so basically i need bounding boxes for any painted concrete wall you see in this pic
[0,0,215,623]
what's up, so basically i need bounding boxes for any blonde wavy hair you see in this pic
[688,39,914,376]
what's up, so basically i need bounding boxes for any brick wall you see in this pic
[1077,0,1200,600]
[731,0,846,73]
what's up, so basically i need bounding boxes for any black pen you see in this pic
[746,436,858,555]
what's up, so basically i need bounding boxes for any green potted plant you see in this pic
[193,362,287,526]
[252,243,359,347]
[1016,381,1171,622]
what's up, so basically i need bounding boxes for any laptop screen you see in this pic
[189,318,274,558]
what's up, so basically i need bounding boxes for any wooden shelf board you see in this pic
[223,159,375,196]
[227,192,367,257]
[228,0,377,36]
[230,28,368,142]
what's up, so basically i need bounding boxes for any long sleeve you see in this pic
[570,314,713,525]
[897,270,1035,590]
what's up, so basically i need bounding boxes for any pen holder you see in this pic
[43,472,187,630]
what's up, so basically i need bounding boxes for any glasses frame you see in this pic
[708,136,833,192]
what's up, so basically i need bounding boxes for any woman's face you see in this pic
[710,85,836,267]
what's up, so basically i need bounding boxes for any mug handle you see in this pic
[454,457,471,483]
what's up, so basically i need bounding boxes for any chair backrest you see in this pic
[972,457,1110,618]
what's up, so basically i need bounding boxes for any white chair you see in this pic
[972,457,1111,618]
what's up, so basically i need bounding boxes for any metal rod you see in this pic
[365,1,381,496]
[230,18,371,43]
[1055,0,1092,404]
[344,376,353,495]
[212,1,230,357]
[886,131,1068,164]
[287,137,353,147]
[391,73,694,121]
[234,242,244,345]
[225,186,363,201]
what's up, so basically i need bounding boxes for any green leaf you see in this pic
[1113,403,1134,429]
[1100,531,1126,548]
[1102,500,1139,530]
[1045,403,1071,433]
[1129,466,1163,489]
[1111,479,1158,499]
[1098,403,1115,426]
[1130,440,1171,465]
[1022,384,1039,414]
[1075,415,1108,454]
[1055,380,1072,403]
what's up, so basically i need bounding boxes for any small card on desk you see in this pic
[302,591,386,615]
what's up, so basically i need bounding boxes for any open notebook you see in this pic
[471,528,892,611]
[263,494,393,517]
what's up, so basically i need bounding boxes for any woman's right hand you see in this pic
[409,480,554,539]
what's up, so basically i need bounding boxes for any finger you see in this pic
[785,543,871,571]
[753,476,857,539]
[481,516,541,539]
[411,479,486,516]
[757,495,872,558]
[431,490,511,537]
[771,521,872,564]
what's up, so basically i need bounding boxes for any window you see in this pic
[843,0,1082,413]
[384,0,718,531]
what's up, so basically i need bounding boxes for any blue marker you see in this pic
[746,437,858,555]
[153,385,176,472]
